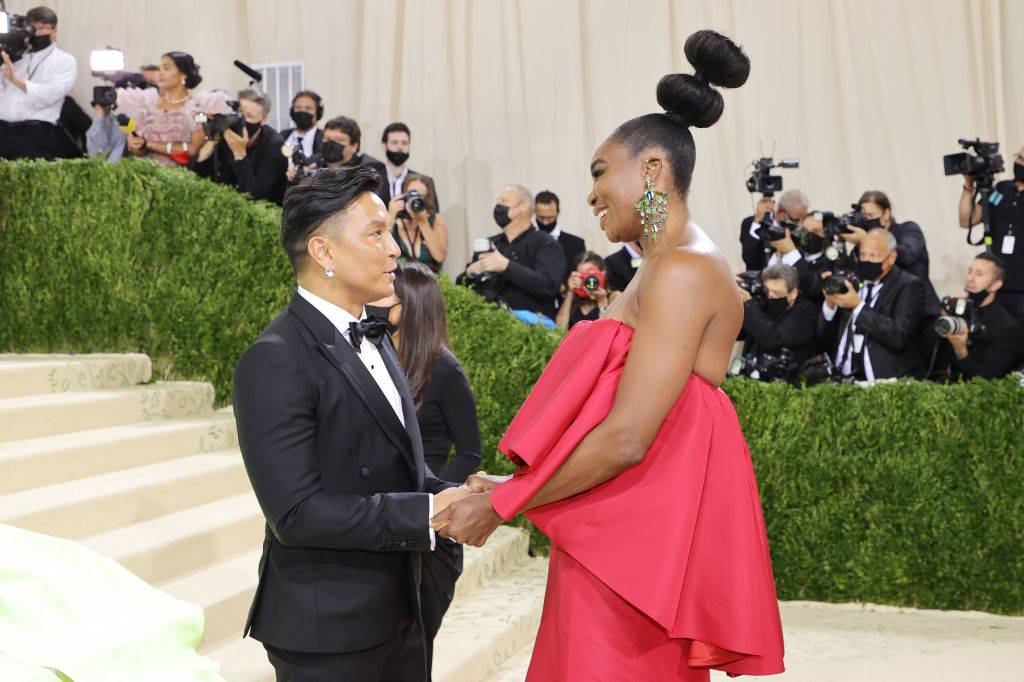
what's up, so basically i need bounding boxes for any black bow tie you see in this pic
[349,318,388,352]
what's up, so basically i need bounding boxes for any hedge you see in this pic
[2,158,1022,615]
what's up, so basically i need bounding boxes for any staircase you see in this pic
[0,354,547,681]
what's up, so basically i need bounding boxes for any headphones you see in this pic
[291,91,324,122]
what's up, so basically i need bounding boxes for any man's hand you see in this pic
[770,228,798,255]
[432,491,503,547]
[944,326,970,359]
[1,51,26,92]
[841,226,867,244]
[224,127,249,160]
[433,486,472,515]
[829,281,862,309]
[803,215,825,238]
[755,196,775,223]
[476,245,510,274]
[737,286,752,303]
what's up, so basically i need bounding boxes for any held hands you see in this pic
[430,471,508,547]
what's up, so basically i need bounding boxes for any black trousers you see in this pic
[263,619,426,682]
[0,121,56,160]
[419,537,464,680]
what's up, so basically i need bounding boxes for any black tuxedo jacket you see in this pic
[816,266,926,380]
[605,246,641,293]
[739,215,772,272]
[556,231,586,274]
[233,292,452,654]
[741,297,818,365]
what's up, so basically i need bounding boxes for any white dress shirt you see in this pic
[285,128,317,167]
[0,44,77,124]
[385,164,408,201]
[822,280,884,381]
[767,248,803,268]
[297,286,436,547]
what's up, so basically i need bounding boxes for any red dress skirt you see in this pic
[490,319,785,680]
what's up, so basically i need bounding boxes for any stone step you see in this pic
[0,382,215,443]
[161,549,263,651]
[454,525,532,601]
[0,353,152,399]
[433,558,548,682]
[490,639,537,682]
[0,412,238,495]
[82,492,265,586]
[0,451,250,540]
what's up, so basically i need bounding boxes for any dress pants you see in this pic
[0,121,56,160]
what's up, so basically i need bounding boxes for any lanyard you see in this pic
[27,48,54,81]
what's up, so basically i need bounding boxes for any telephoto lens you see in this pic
[934,316,968,336]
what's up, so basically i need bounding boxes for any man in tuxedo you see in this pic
[818,228,926,381]
[605,241,643,293]
[380,122,440,210]
[281,90,325,183]
[534,190,585,309]
[233,165,467,681]
[321,116,389,202]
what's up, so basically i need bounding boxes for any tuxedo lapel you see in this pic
[379,338,426,489]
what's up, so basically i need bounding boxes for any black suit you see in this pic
[350,153,390,203]
[233,293,452,679]
[549,229,585,309]
[929,300,1024,381]
[817,266,926,380]
[739,215,772,272]
[740,297,818,366]
[605,246,641,293]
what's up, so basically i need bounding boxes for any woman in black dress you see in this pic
[389,261,482,676]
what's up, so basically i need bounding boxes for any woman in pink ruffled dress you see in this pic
[116,51,231,167]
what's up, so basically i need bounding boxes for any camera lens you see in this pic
[584,274,600,291]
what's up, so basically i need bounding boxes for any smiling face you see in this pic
[587,139,657,243]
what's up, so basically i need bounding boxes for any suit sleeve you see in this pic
[855,278,925,350]
[894,222,927,274]
[503,238,566,299]
[953,325,1024,380]
[816,304,842,354]
[742,300,816,352]
[739,216,764,272]
[233,341,432,552]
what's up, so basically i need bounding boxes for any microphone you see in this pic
[233,60,263,83]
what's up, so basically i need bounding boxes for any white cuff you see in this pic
[780,249,803,266]
[749,221,762,240]
[428,493,435,551]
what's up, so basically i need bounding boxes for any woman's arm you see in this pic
[419,213,449,263]
[555,290,575,330]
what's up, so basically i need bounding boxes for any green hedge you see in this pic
[2,159,1022,615]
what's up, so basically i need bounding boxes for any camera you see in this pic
[195,100,244,138]
[573,266,606,300]
[397,189,427,220]
[818,204,869,239]
[92,86,118,107]
[746,156,799,197]
[0,9,32,62]
[736,271,766,299]
[801,354,839,386]
[760,218,797,244]
[822,269,861,296]
[934,296,988,337]
[943,138,1004,190]
[729,349,797,383]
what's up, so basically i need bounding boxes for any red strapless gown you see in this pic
[490,319,785,680]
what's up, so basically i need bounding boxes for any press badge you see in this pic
[989,190,1004,207]
[1002,234,1016,255]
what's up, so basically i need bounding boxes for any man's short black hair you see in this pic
[535,190,560,211]
[281,166,382,272]
[975,251,1007,282]
[26,6,58,26]
[324,116,361,148]
[381,122,411,144]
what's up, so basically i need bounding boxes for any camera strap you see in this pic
[26,48,54,81]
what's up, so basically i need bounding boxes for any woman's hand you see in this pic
[567,271,583,291]
[126,132,146,155]
[387,195,406,222]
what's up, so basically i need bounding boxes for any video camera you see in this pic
[195,100,244,138]
[944,138,1004,191]
[934,296,988,338]
[0,7,33,62]
[746,156,799,197]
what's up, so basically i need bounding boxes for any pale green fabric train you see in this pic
[0,524,223,682]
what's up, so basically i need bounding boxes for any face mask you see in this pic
[493,204,512,228]
[321,140,346,164]
[798,230,824,254]
[536,219,557,233]
[290,110,314,131]
[967,289,989,307]
[244,121,262,137]
[1014,162,1024,184]
[861,217,882,230]
[764,297,789,318]
[857,260,884,282]
[386,150,410,167]
[29,34,52,51]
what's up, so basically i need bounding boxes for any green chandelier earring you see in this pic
[634,174,668,243]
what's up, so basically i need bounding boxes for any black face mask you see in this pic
[29,34,52,51]
[536,219,557,233]
[860,217,883,230]
[493,204,512,228]
[386,150,410,167]
[967,289,990,307]
[321,140,346,164]
[800,232,824,255]
[244,121,262,137]
[1014,162,1024,184]
[857,260,884,282]
[764,297,789,318]
[290,110,314,131]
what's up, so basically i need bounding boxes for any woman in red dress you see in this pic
[434,29,784,681]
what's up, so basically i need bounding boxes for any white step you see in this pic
[207,635,274,682]
[161,549,263,650]
[0,382,215,443]
[0,353,151,399]
[0,412,238,494]
[0,451,250,539]
[490,640,537,682]
[82,492,265,585]
[433,559,548,682]
[454,526,532,601]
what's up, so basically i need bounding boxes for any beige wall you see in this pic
[13,0,1023,292]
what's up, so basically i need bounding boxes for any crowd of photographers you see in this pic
[4,6,1022,387]
[732,144,1024,385]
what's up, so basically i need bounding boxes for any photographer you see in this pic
[555,252,619,331]
[738,189,810,272]
[818,229,926,381]
[380,122,440,209]
[842,191,931,282]
[458,184,565,319]
[191,89,287,204]
[932,253,1024,380]
[736,263,817,373]
[959,144,1024,319]
[794,212,830,305]
[281,90,324,184]
[389,172,447,272]
[319,116,388,201]
[0,6,76,160]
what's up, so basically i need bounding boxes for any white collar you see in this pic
[386,163,408,182]
[297,286,365,339]
[625,242,643,259]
